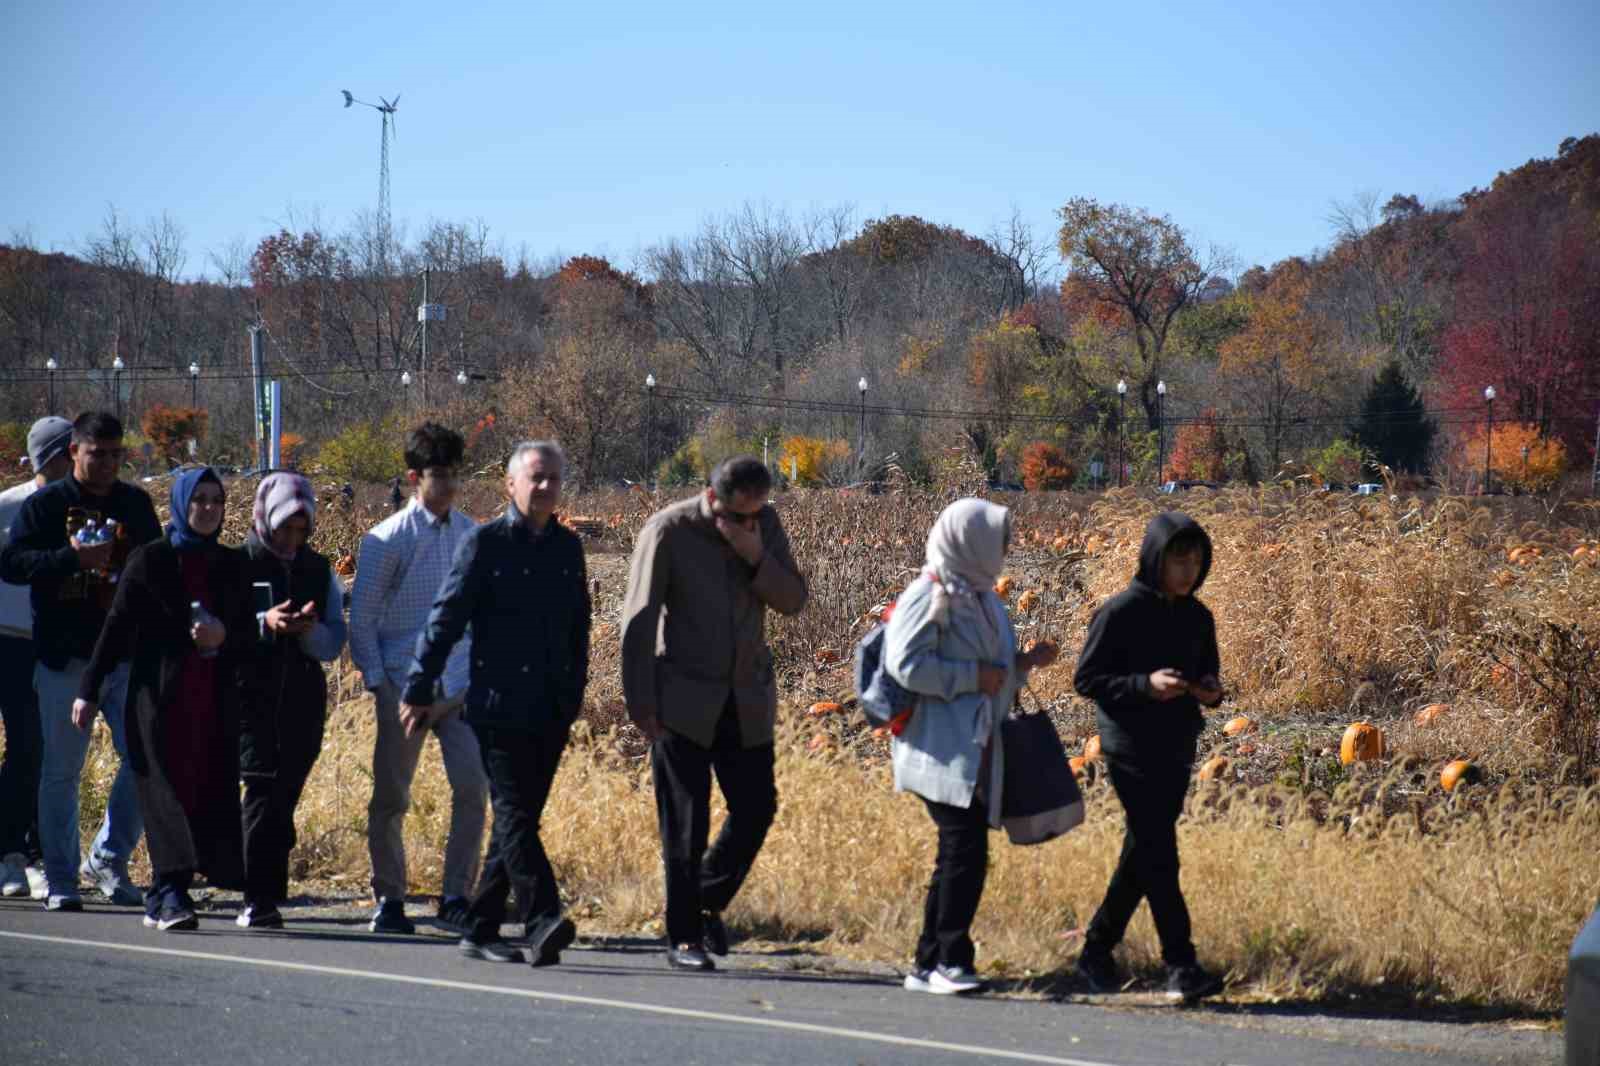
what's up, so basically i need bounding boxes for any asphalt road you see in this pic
[0,901,1556,1065]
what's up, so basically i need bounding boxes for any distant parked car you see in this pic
[1353,483,1385,495]
[1159,479,1223,494]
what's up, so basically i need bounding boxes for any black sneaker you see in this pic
[436,896,472,934]
[702,911,730,956]
[527,916,576,968]
[369,898,415,935]
[1165,962,1225,1003]
[1075,951,1123,994]
[666,943,715,972]
[236,903,284,929]
[459,937,526,964]
[143,904,198,932]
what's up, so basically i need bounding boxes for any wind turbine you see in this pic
[342,90,400,268]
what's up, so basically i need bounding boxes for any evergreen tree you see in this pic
[1352,360,1435,473]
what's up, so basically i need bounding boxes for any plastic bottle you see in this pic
[190,601,220,659]
[78,518,101,546]
[100,519,121,581]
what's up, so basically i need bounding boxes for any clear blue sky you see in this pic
[5,0,1596,279]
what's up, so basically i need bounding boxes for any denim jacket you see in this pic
[882,572,1018,826]
[404,506,590,732]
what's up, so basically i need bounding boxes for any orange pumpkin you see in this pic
[1339,721,1385,765]
[334,553,356,576]
[1068,755,1087,777]
[806,732,835,753]
[1413,703,1450,728]
[1440,759,1477,792]
[1050,535,1070,553]
[1197,756,1230,781]
[994,575,1015,597]
[1222,715,1254,737]
[1083,734,1102,761]
[805,701,844,717]
[1017,589,1039,613]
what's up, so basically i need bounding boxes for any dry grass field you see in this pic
[43,470,1600,1014]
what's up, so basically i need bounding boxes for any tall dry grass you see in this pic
[36,477,1600,1013]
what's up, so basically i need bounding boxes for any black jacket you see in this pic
[404,506,590,732]
[1073,511,1221,765]
[239,534,336,776]
[79,539,254,884]
[0,475,163,670]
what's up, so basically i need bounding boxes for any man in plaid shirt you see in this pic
[349,423,488,936]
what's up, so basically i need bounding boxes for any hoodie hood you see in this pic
[1133,510,1212,595]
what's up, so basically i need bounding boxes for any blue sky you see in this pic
[4,0,1596,279]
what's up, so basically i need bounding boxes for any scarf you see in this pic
[167,467,224,552]
[252,472,316,562]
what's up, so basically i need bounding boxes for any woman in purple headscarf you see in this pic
[75,467,253,930]
[236,473,346,929]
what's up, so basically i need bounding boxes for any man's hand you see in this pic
[1019,639,1060,672]
[1187,674,1224,705]
[977,664,1006,696]
[399,702,432,738]
[267,599,318,636]
[71,698,97,732]
[1149,668,1188,702]
[71,535,114,573]
[633,711,667,742]
[192,617,225,651]
[714,515,764,566]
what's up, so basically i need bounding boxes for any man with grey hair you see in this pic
[403,440,590,968]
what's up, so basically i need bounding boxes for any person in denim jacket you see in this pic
[883,498,1056,995]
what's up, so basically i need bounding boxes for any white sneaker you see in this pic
[927,965,985,995]
[25,864,48,900]
[44,892,83,912]
[0,853,27,898]
[903,968,933,992]
[80,855,142,906]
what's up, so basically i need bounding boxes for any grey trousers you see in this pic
[365,682,487,902]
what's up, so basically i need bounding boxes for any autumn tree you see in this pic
[1056,198,1228,427]
[1166,408,1234,482]
[141,404,209,465]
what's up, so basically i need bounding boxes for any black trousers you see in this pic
[651,704,777,947]
[240,715,325,907]
[1084,756,1197,968]
[466,722,570,943]
[916,796,990,971]
[0,636,42,859]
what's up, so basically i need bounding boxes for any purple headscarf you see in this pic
[253,472,316,561]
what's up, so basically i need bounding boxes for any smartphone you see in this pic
[253,581,275,616]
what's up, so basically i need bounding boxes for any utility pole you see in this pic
[1591,403,1600,496]
[421,268,429,408]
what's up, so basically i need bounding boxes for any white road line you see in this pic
[0,930,1117,1066]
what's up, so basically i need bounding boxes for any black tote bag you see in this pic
[1000,691,1085,846]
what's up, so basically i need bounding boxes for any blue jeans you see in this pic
[34,659,142,894]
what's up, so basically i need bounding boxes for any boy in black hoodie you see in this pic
[1072,510,1225,1003]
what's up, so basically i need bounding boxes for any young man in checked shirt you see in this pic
[348,424,489,935]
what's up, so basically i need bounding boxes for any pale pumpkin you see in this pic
[994,575,1015,597]
[1197,756,1230,781]
[1413,703,1449,728]
[1222,715,1253,737]
[1017,589,1039,613]
[1339,721,1385,765]
[1083,734,1102,761]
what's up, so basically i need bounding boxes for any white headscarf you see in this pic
[925,497,1010,589]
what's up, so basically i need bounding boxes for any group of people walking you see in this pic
[0,411,1226,1002]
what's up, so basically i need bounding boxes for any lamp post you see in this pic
[456,369,468,387]
[401,369,412,412]
[1483,385,1496,494]
[1156,379,1167,487]
[1520,443,1530,493]
[857,376,868,470]
[46,356,58,411]
[112,355,125,422]
[1116,379,1127,488]
[189,361,200,407]
[644,373,657,488]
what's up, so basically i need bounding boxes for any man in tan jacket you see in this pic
[621,456,807,972]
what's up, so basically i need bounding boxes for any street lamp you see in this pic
[112,355,125,422]
[644,373,657,488]
[857,376,869,469]
[1483,385,1496,494]
[1116,379,1127,488]
[189,361,200,407]
[46,356,58,411]
[1521,442,1530,493]
[1156,380,1167,487]
[401,370,412,411]
[456,369,469,387]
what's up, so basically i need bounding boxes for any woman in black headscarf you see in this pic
[74,467,254,930]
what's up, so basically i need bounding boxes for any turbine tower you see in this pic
[342,90,399,268]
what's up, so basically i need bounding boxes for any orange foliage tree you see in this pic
[141,404,209,465]
[1166,408,1233,481]
[1019,441,1075,491]
[1462,422,1568,492]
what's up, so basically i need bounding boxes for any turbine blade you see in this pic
[391,94,400,108]
[342,89,354,107]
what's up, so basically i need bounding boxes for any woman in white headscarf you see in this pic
[882,497,1058,995]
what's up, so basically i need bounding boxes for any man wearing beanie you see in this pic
[0,417,74,899]
[0,412,161,910]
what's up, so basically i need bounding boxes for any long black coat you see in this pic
[80,538,255,885]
